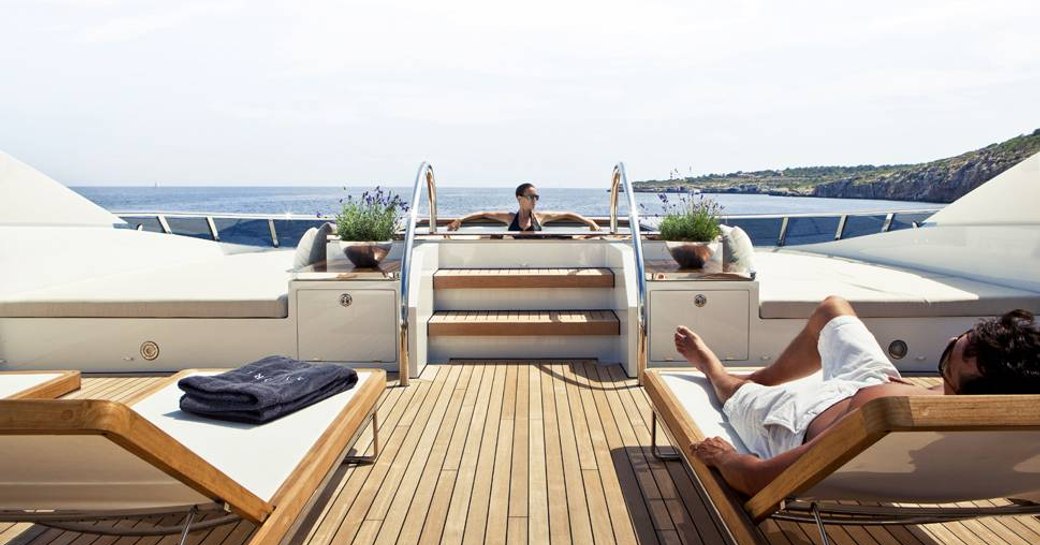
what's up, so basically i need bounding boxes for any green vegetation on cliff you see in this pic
[633,129,1040,203]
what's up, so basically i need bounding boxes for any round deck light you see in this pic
[887,340,908,360]
[140,340,160,361]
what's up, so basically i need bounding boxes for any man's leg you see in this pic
[747,295,857,386]
[675,326,748,404]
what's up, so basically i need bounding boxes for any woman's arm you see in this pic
[447,211,513,231]
[537,211,601,230]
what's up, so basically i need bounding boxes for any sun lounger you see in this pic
[0,368,385,545]
[0,370,80,399]
[643,368,1040,545]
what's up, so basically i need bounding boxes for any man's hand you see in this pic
[588,222,601,231]
[447,219,462,231]
[693,436,739,467]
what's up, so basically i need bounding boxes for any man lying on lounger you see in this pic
[676,295,1040,496]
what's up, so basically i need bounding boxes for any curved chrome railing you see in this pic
[608,163,650,384]
[397,162,439,386]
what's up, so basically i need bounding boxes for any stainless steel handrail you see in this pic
[608,163,650,384]
[398,162,438,387]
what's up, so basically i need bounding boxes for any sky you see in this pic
[1,0,1038,187]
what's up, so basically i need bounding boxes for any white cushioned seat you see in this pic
[755,250,1040,319]
[0,250,295,319]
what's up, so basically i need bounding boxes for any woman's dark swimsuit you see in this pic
[508,212,542,232]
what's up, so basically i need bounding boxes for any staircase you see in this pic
[426,267,625,362]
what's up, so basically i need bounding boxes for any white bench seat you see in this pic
[754,250,1040,319]
[0,250,295,319]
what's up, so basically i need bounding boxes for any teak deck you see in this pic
[2,364,1038,545]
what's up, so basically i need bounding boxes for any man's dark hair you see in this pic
[960,309,1040,394]
[515,183,536,197]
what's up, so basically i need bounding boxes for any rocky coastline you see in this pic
[633,129,1040,203]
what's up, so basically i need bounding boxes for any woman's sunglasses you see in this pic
[522,194,540,201]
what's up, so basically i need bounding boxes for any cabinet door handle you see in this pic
[694,294,707,307]
[339,293,353,307]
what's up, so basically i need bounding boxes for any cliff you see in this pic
[812,129,1040,202]
[633,129,1040,203]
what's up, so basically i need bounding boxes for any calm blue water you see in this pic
[71,186,935,218]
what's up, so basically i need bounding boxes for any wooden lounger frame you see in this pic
[2,370,80,399]
[643,369,1040,545]
[0,368,385,545]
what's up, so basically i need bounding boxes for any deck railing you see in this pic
[116,208,940,248]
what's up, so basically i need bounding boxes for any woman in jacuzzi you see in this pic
[446,183,601,232]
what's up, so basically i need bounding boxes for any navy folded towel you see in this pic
[178,355,358,424]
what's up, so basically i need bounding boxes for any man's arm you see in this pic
[538,211,601,230]
[694,436,817,497]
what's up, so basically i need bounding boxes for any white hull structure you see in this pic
[1,151,1039,545]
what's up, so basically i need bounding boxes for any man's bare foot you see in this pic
[674,326,721,373]
[675,326,748,403]
[693,436,739,467]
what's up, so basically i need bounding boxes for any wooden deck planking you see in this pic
[437,363,501,545]
[376,365,474,545]
[527,366,550,545]
[3,368,1040,545]
[539,363,573,545]
[484,364,518,545]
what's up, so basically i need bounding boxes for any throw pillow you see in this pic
[720,224,755,274]
[293,222,333,269]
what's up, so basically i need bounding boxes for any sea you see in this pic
[71,186,937,218]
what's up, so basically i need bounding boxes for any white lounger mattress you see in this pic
[658,370,1040,503]
[754,251,1040,319]
[0,370,376,510]
[0,250,294,318]
[0,372,66,399]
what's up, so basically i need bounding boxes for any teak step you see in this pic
[433,267,614,290]
[428,310,620,336]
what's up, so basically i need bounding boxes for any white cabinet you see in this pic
[649,289,749,362]
[297,289,398,363]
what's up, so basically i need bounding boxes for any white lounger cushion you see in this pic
[754,251,1040,319]
[657,370,753,454]
[0,249,295,318]
[0,370,376,510]
[132,370,375,500]
[0,372,66,399]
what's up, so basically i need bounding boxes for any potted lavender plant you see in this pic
[657,192,723,269]
[333,186,408,268]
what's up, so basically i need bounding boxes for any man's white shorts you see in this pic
[722,315,901,459]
